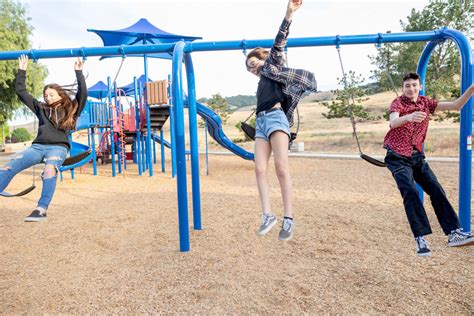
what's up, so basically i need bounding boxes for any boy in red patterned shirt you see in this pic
[384,72,474,257]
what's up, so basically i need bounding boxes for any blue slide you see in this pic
[151,102,254,160]
[195,102,254,160]
[59,141,93,172]
[151,132,171,149]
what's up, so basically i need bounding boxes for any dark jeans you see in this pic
[385,149,459,237]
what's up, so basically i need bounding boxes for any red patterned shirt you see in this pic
[383,95,438,157]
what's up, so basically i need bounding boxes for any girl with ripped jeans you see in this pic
[0,55,87,222]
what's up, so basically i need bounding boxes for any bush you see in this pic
[11,128,32,143]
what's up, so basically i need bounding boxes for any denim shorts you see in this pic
[255,108,291,141]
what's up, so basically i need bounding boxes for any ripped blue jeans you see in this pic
[0,143,68,210]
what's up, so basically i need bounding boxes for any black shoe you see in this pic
[24,210,47,222]
[415,236,431,257]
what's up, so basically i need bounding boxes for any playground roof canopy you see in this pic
[87,18,202,60]
[88,75,151,100]
[88,80,111,99]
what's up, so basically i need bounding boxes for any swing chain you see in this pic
[336,47,363,155]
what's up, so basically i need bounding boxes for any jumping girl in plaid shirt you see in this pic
[245,0,317,241]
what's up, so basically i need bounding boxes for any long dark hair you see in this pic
[42,83,78,130]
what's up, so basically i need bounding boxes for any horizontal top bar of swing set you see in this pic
[0,29,463,60]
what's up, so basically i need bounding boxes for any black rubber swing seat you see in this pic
[62,149,92,166]
[0,185,36,198]
[241,122,256,141]
[360,153,387,167]
[0,150,91,198]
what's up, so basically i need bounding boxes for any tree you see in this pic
[206,93,230,125]
[322,71,377,121]
[0,0,48,123]
[11,127,32,142]
[370,0,473,100]
[0,118,9,146]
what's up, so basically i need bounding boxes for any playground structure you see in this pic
[0,27,472,252]
[58,71,253,182]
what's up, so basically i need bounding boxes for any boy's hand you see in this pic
[409,111,426,123]
[18,54,28,71]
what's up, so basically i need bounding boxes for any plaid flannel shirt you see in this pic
[260,18,318,127]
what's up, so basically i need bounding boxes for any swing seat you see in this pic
[360,154,386,167]
[241,122,256,141]
[62,149,92,166]
[0,185,36,198]
[0,149,92,199]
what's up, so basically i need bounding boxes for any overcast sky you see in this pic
[11,0,433,124]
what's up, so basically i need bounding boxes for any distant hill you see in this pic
[10,121,37,135]
[198,95,257,111]
[198,92,338,111]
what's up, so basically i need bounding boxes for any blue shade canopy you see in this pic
[88,80,113,99]
[87,18,201,60]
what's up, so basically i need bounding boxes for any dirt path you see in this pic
[0,155,472,313]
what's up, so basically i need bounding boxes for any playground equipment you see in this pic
[0,27,472,253]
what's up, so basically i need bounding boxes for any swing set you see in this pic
[240,43,399,167]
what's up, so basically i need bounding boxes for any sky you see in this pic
[11,0,433,124]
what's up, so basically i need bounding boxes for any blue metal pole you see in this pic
[153,138,157,164]
[134,77,142,176]
[108,77,116,177]
[89,102,97,176]
[138,82,147,172]
[417,29,473,233]
[68,133,75,180]
[114,81,122,175]
[172,41,190,252]
[91,127,97,176]
[160,129,165,172]
[169,102,177,178]
[145,85,153,177]
[184,53,202,230]
[442,29,473,233]
[0,30,446,61]
[205,121,209,176]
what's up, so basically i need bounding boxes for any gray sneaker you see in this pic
[278,217,294,241]
[448,229,474,247]
[258,214,277,236]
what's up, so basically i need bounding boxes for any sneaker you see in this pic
[24,210,47,222]
[257,214,277,236]
[278,217,294,241]
[415,236,431,257]
[448,229,474,247]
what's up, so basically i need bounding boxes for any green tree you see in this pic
[206,93,230,125]
[0,116,9,147]
[11,127,32,142]
[370,0,473,101]
[0,0,48,123]
[322,71,377,121]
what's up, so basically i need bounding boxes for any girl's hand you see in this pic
[288,0,302,13]
[74,57,84,71]
[18,54,28,71]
